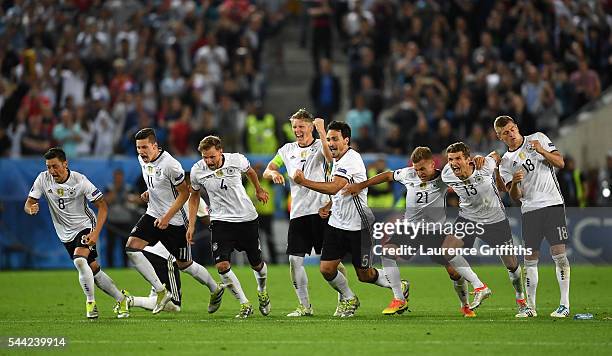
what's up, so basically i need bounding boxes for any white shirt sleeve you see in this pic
[168,159,186,186]
[190,163,202,191]
[82,176,103,202]
[499,157,513,185]
[237,153,251,173]
[28,173,43,200]
[393,168,409,184]
[536,132,557,152]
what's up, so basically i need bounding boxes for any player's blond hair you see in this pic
[410,147,433,164]
[198,135,223,152]
[289,108,314,123]
[493,115,515,134]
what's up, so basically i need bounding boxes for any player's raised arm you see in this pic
[293,169,348,195]
[314,118,332,163]
[246,166,269,204]
[530,139,565,169]
[343,171,393,196]
[508,169,524,201]
[24,196,40,215]
[85,197,108,246]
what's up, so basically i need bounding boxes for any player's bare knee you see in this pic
[320,264,337,280]
[216,261,231,273]
[550,244,566,256]
[525,250,540,260]
[89,260,100,274]
[356,268,375,282]
[177,260,192,270]
[251,261,264,272]
[126,236,147,250]
[445,265,461,280]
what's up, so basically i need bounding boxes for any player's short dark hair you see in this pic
[494,115,515,132]
[134,128,157,142]
[327,121,351,143]
[411,147,433,163]
[446,142,471,158]
[44,147,66,162]
[198,135,223,152]
[290,108,314,122]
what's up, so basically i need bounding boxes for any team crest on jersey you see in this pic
[475,176,483,183]
[155,168,162,178]
[56,188,64,197]
[227,167,236,175]
[519,152,526,160]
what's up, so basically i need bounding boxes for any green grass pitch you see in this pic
[1,265,611,355]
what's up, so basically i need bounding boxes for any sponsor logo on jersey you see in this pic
[548,143,555,147]
[175,173,184,182]
[91,189,100,197]
[337,168,347,174]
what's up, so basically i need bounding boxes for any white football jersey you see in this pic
[190,153,258,223]
[499,132,564,213]
[442,157,506,224]
[329,149,374,231]
[394,168,447,224]
[139,150,188,227]
[29,170,103,243]
[276,139,330,219]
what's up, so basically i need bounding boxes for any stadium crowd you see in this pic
[0,0,610,209]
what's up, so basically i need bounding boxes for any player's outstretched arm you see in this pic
[293,169,348,195]
[343,171,393,196]
[263,161,285,185]
[314,118,333,163]
[186,190,200,244]
[246,167,269,204]
[85,198,108,245]
[24,197,40,215]
[155,180,189,230]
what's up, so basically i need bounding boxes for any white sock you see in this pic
[453,277,469,306]
[183,262,218,293]
[448,255,484,289]
[93,269,124,302]
[552,253,570,307]
[289,255,310,307]
[220,269,248,304]
[507,265,525,300]
[337,262,347,301]
[327,271,355,300]
[383,257,404,300]
[372,268,391,288]
[126,249,164,292]
[525,258,539,309]
[132,296,181,312]
[73,257,95,302]
[253,262,267,293]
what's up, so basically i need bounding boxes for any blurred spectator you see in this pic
[310,57,341,123]
[366,157,394,209]
[244,101,278,154]
[466,124,489,156]
[570,59,601,109]
[431,119,457,154]
[408,116,432,154]
[52,109,82,158]
[308,0,334,72]
[598,151,612,207]
[345,93,373,141]
[557,156,588,207]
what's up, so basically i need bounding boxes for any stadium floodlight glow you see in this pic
[603,188,611,198]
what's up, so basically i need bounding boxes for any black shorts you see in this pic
[454,217,513,248]
[130,214,191,262]
[142,249,182,306]
[386,229,447,265]
[321,225,373,269]
[286,214,326,255]
[64,228,98,264]
[210,219,263,266]
[522,204,569,251]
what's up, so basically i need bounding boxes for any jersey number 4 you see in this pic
[220,179,228,190]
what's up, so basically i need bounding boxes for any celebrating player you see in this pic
[25,147,130,319]
[441,142,531,316]
[293,121,394,318]
[263,108,347,317]
[187,136,271,319]
[344,146,471,317]
[495,115,570,317]
[125,128,224,315]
